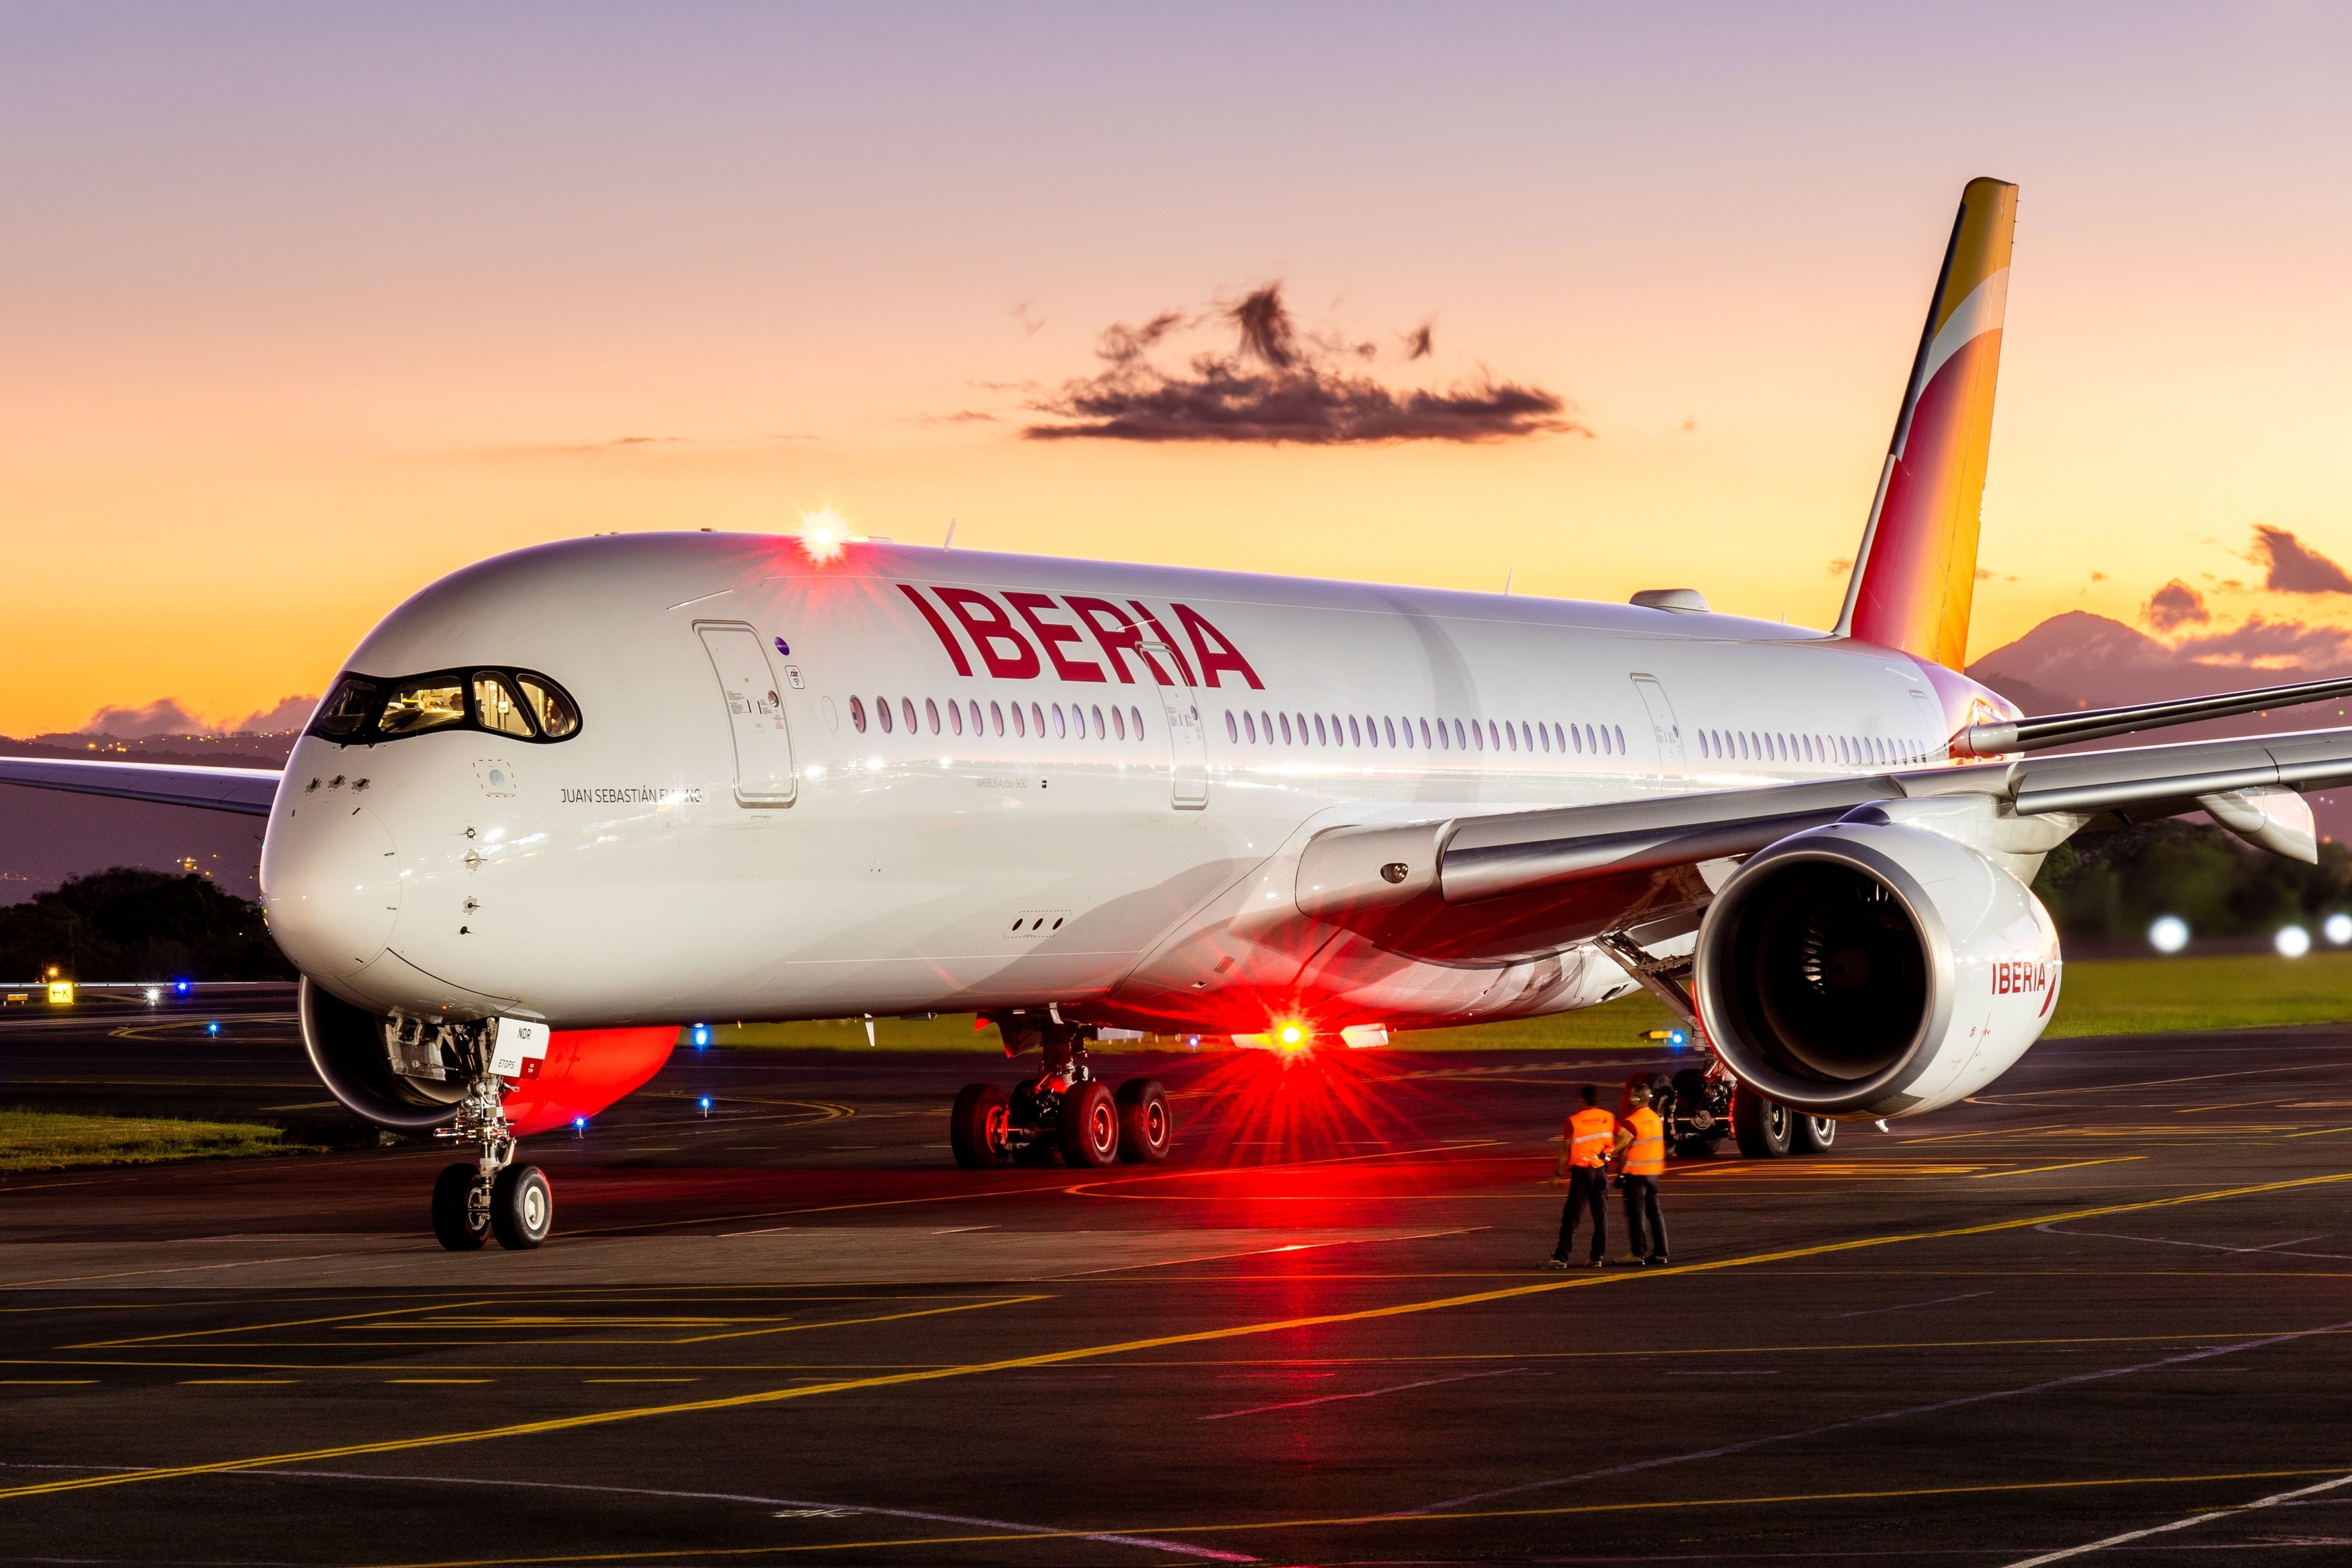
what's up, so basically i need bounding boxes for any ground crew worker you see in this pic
[1544,1084,1615,1269]
[1615,1085,1670,1266]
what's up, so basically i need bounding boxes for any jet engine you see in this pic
[299,977,675,1135]
[1692,818,2060,1120]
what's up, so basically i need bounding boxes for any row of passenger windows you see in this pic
[1699,729,1933,767]
[850,694,1148,744]
[1225,709,1629,757]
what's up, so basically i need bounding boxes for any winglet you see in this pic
[1835,178,2018,669]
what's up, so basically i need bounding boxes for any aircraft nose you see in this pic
[261,802,401,978]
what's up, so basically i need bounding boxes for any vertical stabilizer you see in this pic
[1835,178,2017,669]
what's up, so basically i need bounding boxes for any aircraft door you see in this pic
[696,623,796,806]
[1630,674,1685,777]
[1144,650,1210,808]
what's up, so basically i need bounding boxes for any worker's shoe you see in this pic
[1541,1255,1572,1270]
[1585,1257,1608,1268]
[1621,1255,1650,1268]
[1646,1254,1670,1267]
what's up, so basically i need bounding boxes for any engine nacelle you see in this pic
[1693,821,2060,1120]
[299,977,674,1136]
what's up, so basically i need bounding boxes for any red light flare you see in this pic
[1153,1040,1490,1229]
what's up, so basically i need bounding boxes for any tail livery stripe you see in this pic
[1838,178,2018,671]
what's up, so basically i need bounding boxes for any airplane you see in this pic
[9,176,2351,1253]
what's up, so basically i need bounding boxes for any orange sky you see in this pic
[5,5,2350,735]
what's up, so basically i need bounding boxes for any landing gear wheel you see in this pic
[489,1163,553,1250]
[431,1162,488,1252]
[1059,1080,1119,1169]
[1115,1078,1172,1164]
[951,1083,1010,1169]
[1733,1092,1793,1158]
[1790,1114,1838,1155]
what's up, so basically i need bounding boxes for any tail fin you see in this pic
[1835,177,2018,669]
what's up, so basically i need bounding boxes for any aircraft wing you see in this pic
[1293,726,2352,954]
[0,756,281,816]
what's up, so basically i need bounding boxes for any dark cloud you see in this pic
[2144,580,2211,631]
[1401,321,1434,360]
[2169,613,2352,667]
[1024,283,1582,445]
[2252,524,2352,594]
[81,699,205,737]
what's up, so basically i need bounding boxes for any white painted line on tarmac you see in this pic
[1406,1314,2352,1515]
[1831,1290,1994,1319]
[2000,1469,2352,1565]
[1201,1366,1523,1420]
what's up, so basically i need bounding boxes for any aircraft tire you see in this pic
[1733,1092,1793,1159]
[489,1164,554,1250]
[1115,1078,1172,1164]
[950,1083,1010,1169]
[431,1162,488,1252]
[1059,1081,1120,1169]
[1790,1114,1838,1155]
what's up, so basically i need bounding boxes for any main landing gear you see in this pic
[952,1015,1173,1170]
[427,1057,553,1251]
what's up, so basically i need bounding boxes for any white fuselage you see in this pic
[259,533,2012,1036]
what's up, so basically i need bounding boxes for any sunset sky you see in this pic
[5,3,2351,736]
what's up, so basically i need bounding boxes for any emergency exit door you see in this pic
[697,623,796,805]
[1630,673,1686,777]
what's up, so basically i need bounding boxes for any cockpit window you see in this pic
[306,667,583,746]
[516,674,580,738]
[311,677,378,739]
[378,679,466,737]
[473,673,536,738]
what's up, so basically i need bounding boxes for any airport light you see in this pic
[2327,912,2352,946]
[2277,924,2312,959]
[206,1021,219,1035]
[175,980,190,994]
[2149,915,2190,954]
[699,1096,712,1116]
[143,987,159,1004]
[572,1116,588,1136]
[691,1023,710,1049]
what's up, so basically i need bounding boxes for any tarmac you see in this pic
[5,994,2352,1565]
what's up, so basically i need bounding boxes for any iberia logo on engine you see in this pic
[1991,960,2053,996]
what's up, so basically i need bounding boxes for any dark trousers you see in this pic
[1623,1175,1667,1259]
[1554,1166,1609,1259]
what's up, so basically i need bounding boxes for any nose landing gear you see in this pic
[429,1061,553,1251]
[951,1014,1173,1170]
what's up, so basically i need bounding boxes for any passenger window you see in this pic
[1505,723,1517,753]
[1570,724,1582,754]
[1113,705,1126,741]
[1055,704,1070,739]
[849,696,868,733]
[1243,711,1256,743]
[950,700,964,736]
[990,701,1005,736]
[516,675,580,739]
[1553,723,1565,752]
[1012,703,1026,738]
[1384,716,1397,747]
[310,677,379,739]
[1092,704,1106,738]
[877,697,894,734]
[378,678,467,737]
[903,698,918,734]
[1280,713,1293,743]
[1031,702,1046,736]
[1613,725,1625,754]
[969,700,983,735]
[1452,718,1466,749]
[927,698,941,735]
[1347,715,1361,746]
[1420,718,1433,748]
[1130,705,1144,739]
[473,673,536,738]
[1472,721,1484,752]
[1313,714,1327,745]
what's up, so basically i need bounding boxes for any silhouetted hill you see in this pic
[1969,612,2352,843]
[0,867,291,982]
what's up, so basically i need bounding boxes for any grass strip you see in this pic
[0,1109,308,1173]
[700,950,2352,1054]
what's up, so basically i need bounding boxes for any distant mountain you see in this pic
[1968,612,2352,840]
[15,729,297,768]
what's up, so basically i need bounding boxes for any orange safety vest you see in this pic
[1566,1107,1616,1168]
[1623,1107,1665,1176]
